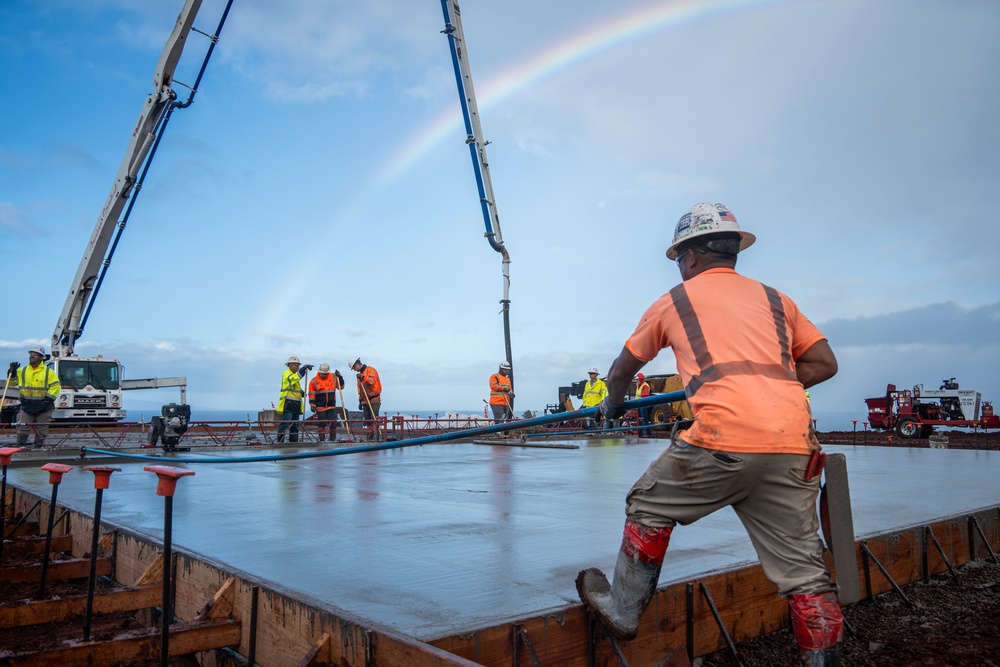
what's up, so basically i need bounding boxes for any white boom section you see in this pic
[52,0,205,358]
[121,377,188,403]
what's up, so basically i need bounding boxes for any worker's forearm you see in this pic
[606,346,644,405]
[795,340,838,389]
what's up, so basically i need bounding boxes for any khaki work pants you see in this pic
[16,409,54,447]
[625,441,834,597]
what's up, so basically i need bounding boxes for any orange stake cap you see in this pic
[40,462,74,485]
[83,466,122,490]
[0,447,26,466]
[143,465,195,497]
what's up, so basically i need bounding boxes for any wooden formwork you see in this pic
[3,484,998,667]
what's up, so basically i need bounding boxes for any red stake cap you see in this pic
[143,465,195,497]
[83,466,122,490]
[40,462,74,485]
[0,447,26,466]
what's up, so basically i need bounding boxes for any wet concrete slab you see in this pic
[6,439,1000,638]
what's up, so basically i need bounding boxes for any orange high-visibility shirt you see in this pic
[489,373,512,405]
[625,268,825,455]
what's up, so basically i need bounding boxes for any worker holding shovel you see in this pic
[488,361,514,423]
[350,357,382,441]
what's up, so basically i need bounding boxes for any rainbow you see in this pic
[374,0,790,185]
[257,0,793,361]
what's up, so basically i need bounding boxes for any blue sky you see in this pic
[2,0,998,423]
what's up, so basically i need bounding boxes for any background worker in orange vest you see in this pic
[350,357,382,440]
[488,361,514,422]
[308,363,344,443]
[635,372,652,437]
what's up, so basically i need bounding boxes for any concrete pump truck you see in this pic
[4,0,232,449]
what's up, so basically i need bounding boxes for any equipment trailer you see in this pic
[865,378,999,438]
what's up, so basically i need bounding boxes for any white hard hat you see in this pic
[318,363,331,373]
[349,357,361,368]
[286,356,301,365]
[499,361,511,370]
[666,202,755,260]
[588,367,599,375]
[28,345,45,356]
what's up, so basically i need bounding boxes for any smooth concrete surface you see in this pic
[6,440,1000,638]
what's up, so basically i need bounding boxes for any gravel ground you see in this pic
[698,558,1000,666]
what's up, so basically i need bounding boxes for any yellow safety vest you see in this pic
[277,368,304,413]
[15,364,61,414]
[582,379,608,407]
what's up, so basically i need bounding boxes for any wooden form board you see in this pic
[0,618,242,666]
[0,584,161,628]
[429,506,1000,666]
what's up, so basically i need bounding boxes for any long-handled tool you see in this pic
[336,380,353,441]
[359,379,379,441]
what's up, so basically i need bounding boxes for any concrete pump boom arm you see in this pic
[52,0,205,358]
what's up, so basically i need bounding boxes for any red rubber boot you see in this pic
[789,591,844,666]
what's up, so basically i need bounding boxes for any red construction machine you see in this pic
[865,378,1000,438]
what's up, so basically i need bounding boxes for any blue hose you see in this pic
[79,392,686,464]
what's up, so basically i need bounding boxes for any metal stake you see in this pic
[37,462,73,598]
[145,465,195,667]
[859,541,914,606]
[82,466,120,641]
[0,447,25,564]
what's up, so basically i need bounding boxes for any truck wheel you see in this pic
[648,405,674,425]
[896,417,921,439]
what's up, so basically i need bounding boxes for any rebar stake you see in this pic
[82,465,121,641]
[859,541,914,606]
[37,462,73,598]
[700,582,744,667]
[0,446,26,564]
[144,464,195,667]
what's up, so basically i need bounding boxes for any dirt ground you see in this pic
[699,558,1000,666]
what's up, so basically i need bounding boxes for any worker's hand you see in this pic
[302,364,314,372]
[509,393,515,399]
[595,397,626,421]
[309,403,316,413]
[357,372,364,380]
[7,361,18,379]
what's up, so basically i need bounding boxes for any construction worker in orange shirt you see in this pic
[308,363,345,443]
[350,357,382,440]
[634,372,652,437]
[488,361,514,422]
[577,202,842,664]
